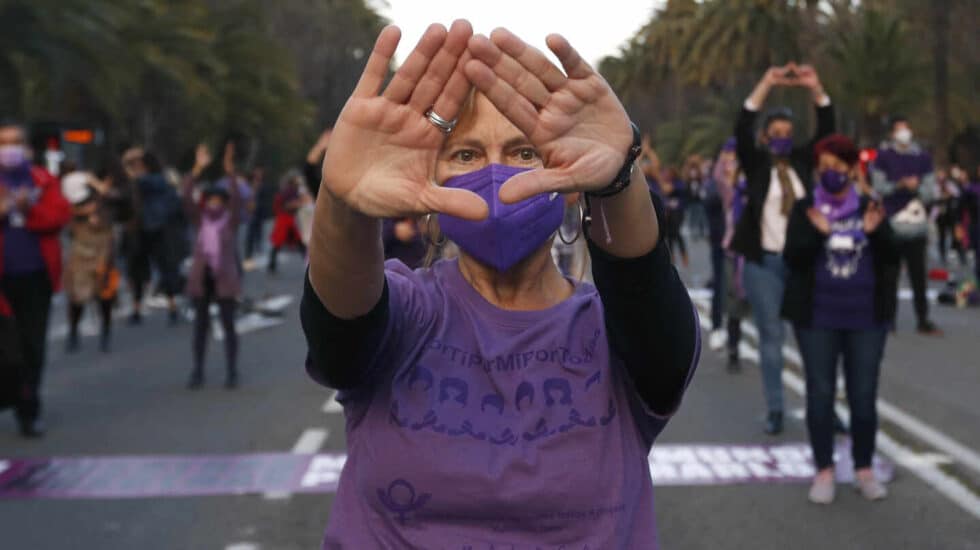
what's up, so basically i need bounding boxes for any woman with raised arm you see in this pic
[301,21,699,548]
[182,143,242,389]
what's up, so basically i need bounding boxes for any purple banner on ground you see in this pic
[0,453,328,499]
[0,443,892,500]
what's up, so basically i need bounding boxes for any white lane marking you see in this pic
[875,399,980,475]
[264,428,330,500]
[900,453,955,467]
[692,294,980,477]
[48,292,294,343]
[690,287,938,304]
[875,433,980,518]
[254,295,293,313]
[291,428,329,454]
[898,288,939,302]
[694,300,980,520]
[225,543,260,550]
[213,313,285,341]
[322,392,343,414]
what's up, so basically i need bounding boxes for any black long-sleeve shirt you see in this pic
[730,102,836,263]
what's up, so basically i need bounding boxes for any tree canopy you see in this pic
[0,0,387,171]
[600,0,978,165]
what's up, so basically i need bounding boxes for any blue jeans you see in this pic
[743,253,788,414]
[686,202,708,238]
[710,242,725,330]
[795,326,887,470]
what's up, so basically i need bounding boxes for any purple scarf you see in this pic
[814,186,868,280]
[813,185,860,222]
[197,209,230,272]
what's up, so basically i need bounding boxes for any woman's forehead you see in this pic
[447,93,527,147]
[0,126,25,143]
[818,151,847,166]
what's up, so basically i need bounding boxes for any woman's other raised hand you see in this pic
[463,28,633,204]
[320,20,488,221]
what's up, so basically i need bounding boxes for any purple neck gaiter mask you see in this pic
[769,137,794,157]
[438,163,564,272]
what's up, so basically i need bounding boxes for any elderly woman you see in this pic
[782,134,898,504]
[301,21,699,548]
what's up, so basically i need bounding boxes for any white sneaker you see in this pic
[708,329,726,352]
[855,475,888,501]
[808,476,836,504]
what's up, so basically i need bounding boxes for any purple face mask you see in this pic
[768,137,794,157]
[0,145,28,170]
[438,163,564,272]
[819,169,850,194]
[203,203,227,220]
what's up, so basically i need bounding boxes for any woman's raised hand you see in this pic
[320,21,488,221]
[463,28,634,203]
[191,144,212,178]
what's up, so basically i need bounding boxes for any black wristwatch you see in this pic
[586,121,642,198]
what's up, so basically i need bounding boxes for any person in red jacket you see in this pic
[0,119,72,438]
[267,171,306,273]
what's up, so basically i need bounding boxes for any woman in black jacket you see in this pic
[782,134,898,505]
[731,64,835,435]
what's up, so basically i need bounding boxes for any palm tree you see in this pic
[0,0,129,117]
[824,9,926,145]
[929,0,951,163]
[680,0,805,86]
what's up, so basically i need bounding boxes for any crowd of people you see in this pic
[0,121,317,438]
[2,19,979,546]
[639,63,980,505]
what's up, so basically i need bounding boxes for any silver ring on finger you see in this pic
[425,108,457,134]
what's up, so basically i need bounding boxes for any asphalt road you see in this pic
[0,240,978,550]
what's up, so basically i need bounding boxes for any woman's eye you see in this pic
[516,147,538,161]
[454,149,477,162]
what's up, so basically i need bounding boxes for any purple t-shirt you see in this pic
[811,192,878,330]
[323,259,693,549]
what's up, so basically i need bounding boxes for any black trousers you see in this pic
[1,272,53,422]
[268,241,306,272]
[665,211,687,261]
[128,228,181,302]
[936,217,967,266]
[888,238,930,325]
[68,299,114,341]
[192,271,237,377]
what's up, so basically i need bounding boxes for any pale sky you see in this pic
[372,0,663,69]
